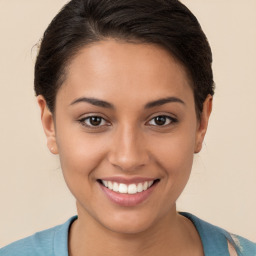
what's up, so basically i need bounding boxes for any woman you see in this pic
[1,0,255,255]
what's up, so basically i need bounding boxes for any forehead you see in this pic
[57,39,194,107]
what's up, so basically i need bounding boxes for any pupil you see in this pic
[155,116,166,125]
[90,117,101,126]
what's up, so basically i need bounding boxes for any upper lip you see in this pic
[98,176,159,184]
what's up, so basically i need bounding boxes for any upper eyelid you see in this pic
[147,115,176,124]
[146,113,177,122]
[79,116,108,123]
[78,113,109,121]
[145,110,177,118]
[151,115,176,120]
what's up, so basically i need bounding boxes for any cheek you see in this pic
[154,132,195,172]
[150,126,197,196]
[56,128,108,189]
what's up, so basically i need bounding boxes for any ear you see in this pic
[194,94,213,153]
[37,95,58,154]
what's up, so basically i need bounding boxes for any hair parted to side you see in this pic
[34,0,214,118]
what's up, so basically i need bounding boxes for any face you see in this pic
[39,40,211,234]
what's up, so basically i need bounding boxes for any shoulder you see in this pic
[180,212,256,256]
[0,228,55,256]
[0,216,77,256]
[228,233,256,256]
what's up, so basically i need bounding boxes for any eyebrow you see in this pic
[144,97,185,108]
[70,96,185,109]
[70,97,114,109]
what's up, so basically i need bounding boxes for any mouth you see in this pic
[97,179,160,194]
[97,178,160,207]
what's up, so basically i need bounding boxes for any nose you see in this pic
[108,125,150,172]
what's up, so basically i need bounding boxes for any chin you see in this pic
[104,219,154,235]
[97,209,162,235]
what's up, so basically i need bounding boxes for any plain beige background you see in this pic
[0,0,255,246]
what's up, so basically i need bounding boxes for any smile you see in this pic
[100,180,155,194]
[98,178,160,207]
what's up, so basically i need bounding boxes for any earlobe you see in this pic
[37,95,58,155]
[194,95,213,153]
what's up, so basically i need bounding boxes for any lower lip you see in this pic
[99,182,157,207]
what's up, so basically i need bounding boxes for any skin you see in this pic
[38,39,212,256]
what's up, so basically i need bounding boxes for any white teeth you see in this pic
[113,182,119,192]
[102,180,108,187]
[143,181,148,191]
[119,183,128,193]
[148,181,154,187]
[108,181,113,190]
[137,183,143,192]
[101,180,156,194]
[128,184,137,194]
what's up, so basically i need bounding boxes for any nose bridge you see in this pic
[108,123,149,171]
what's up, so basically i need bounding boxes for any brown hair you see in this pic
[34,0,214,118]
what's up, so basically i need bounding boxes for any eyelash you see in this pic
[147,115,178,127]
[78,115,178,129]
[78,116,110,129]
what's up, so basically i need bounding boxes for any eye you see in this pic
[79,116,108,127]
[148,115,177,126]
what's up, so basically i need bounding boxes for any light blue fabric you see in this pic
[0,216,77,256]
[1,213,255,255]
[180,212,256,256]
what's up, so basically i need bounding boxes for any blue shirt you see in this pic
[1,213,255,256]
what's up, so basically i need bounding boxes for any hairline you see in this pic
[51,37,199,118]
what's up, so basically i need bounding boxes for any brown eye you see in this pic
[148,115,176,126]
[154,116,167,126]
[89,116,102,126]
[80,116,108,127]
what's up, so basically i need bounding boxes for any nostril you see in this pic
[107,143,150,172]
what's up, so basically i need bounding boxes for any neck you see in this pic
[69,206,203,256]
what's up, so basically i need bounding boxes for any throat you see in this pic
[68,211,203,256]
